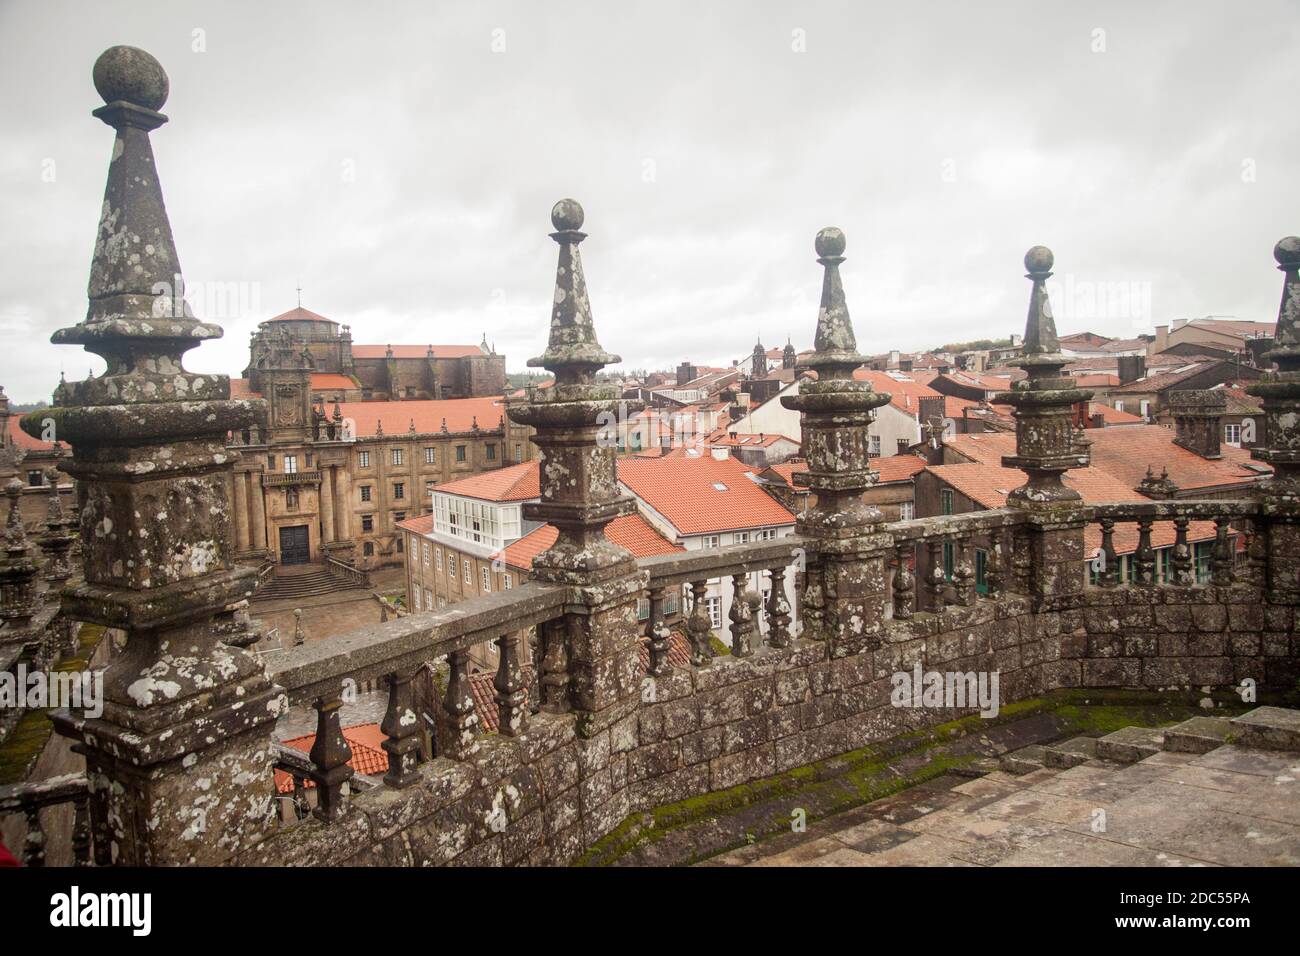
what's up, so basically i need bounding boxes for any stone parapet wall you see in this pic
[237,579,1283,867]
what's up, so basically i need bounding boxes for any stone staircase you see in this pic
[254,564,370,603]
[712,706,1300,867]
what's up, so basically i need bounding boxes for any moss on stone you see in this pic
[576,687,1275,867]
[0,623,107,785]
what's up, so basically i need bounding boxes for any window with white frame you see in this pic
[422,542,430,566]
[424,588,432,609]
[392,448,404,466]
[1225,423,1242,447]
[755,528,777,541]
[425,447,436,464]
[1139,400,1151,420]
[358,451,370,468]
[735,531,750,545]
[702,534,720,549]
[899,501,915,520]
[413,589,421,610]
[283,455,298,474]
[706,596,722,629]
[1114,400,1125,413]
[435,548,442,571]
[464,562,472,585]
[504,574,512,590]
[869,434,881,457]
[449,554,458,576]
[482,567,491,592]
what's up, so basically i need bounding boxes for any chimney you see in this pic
[1154,324,1169,353]
[1009,333,1021,348]
[710,446,729,461]
[676,361,695,386]
[1117,354,1146,385]
[899,357,913,372]
[1168,389,1226,460]
[888,349,900,367]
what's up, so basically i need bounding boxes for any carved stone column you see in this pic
[320,465,335,544]
[781,228,892,657]
[1247,237,1300,606]
[995,247,1093,611]
[20,46,282,865]
[508,200,647,735]
[232,469,250,552]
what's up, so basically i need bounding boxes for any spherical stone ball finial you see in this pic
[551,198,584,232]
[1024,245,1054,274]
[815,227,846,258]
[1274,236,1300,268]
[93,46,169,111]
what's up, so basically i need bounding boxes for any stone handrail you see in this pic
[886,507,1029,542]
[1081,499,1262,522]
[325,556,370,588]
[0,772,93,866]
[266,581,567,706]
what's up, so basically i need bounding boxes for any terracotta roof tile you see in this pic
[618,455,796,535]
[851,369,941,415]
[264,306,336,324]
[351,344,487,359]
[4,415,62,452]
[274,723,389,793]
[310,373,357,392]
[503,512,683,570]
[337,396,509,438]
[432,460,539,502]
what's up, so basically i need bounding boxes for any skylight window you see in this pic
[712,481,729,491]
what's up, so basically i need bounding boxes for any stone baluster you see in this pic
[1134,518,1157,585]
[781,228,892,658]
[1096,518,1119,587]
[494,632,529,736]
[1171,516,1195,585]
[1246,237,1300,604]
[0,479,42,639]
[1212,517,1235,585]
[952,533,976,605]
[38,467,75,587]
[995,247,1093,610]
[22,805,45,867]
[646,585,673,676]
[17,47,281,864]
[728,573,755,657]
[686,579,715,666]
[380,669,422,788]
[985,532,1005,598]
[71,791,92,866]
[926,538,946,611]
[308,695,353,821]
[891,542,914,619]
[442,648,479,759]
[765,565,792,647]
[537,618,570,713]
[508,200,647,737]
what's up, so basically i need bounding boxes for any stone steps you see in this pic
[1230,706,1300,753]
[255,567,367,603]
[1043,736,1098,769]
[998,744,1046,775]
[1162,716,1237,754]
[1094,726,1164,764]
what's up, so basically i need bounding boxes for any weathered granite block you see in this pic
[1081,657,1140,686]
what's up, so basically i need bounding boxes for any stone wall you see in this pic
[236,580,1286,867]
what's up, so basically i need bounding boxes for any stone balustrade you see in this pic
[5,45,1299,867]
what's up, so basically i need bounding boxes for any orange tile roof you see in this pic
[310,373,357,392]
[432,460,539,502]
[337,396,508,438]
[351,344,487,359]
[851,369,941,415]
[942,427,1267,492]
[264,306,337,325]
[396,513,435,534]
[924,463,1220,554]
[4,415,62,452]
[1074,373,1121,388]
[707,432,798,448]
[765,454,926,486]
[274,723,389,793]
[1087,402,1145,425]
[618,454,796,535]
[503,512,683,569]
[229,378,261,400]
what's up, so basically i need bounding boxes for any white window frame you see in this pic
[706,596,722,629]
[1225,423,1242,447]
[283,455,298,474]
[482,567,491,592]
[359,450,371,468]
[899,501,915,521]
[425,446,436,464]
[413,588,421,610]
[392,448,404,466]
[702,534,720,549]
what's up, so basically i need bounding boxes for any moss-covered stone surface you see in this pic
[576,687,1274,867]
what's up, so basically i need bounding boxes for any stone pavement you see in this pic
[706,711,1300,867]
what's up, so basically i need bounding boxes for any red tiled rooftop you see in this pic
[264,306,336,325]
[503,512,683,569]
[310,372,357,392]
[274,723,388,793]
[336,396,508,438]
[4,415,62,452]
[351,344,487,359]
[432,460,540,502]
[618,454,796,535]
[851,369,941,415]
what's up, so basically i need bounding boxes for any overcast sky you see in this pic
[1,0,1297,402]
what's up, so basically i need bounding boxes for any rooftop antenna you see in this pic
[296,279,303,309]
